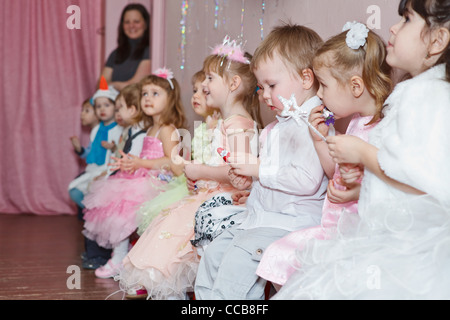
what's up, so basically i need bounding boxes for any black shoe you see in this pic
[82,257,108,270]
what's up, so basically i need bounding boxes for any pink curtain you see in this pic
[151,0,166,69]
[0,0,103,215]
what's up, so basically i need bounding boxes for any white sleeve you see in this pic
[377,78,450,204]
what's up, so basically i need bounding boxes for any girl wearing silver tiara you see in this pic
[118,37,260,300]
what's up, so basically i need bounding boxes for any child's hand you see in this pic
[206,111,220,129]
[327,179,361,204]
[228,152,260,178]
[339,164,363,185]
[109,150,141,174]
[231,190,251,205]
[101,140,116,152]
[327,135,366,164]
[120,152,141,174]
[186,177,198,192]
[108,156,122,172]
[70,136,82,153]
[228,169,253,190]
[308,105,329,142]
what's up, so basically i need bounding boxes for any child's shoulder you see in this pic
[223,114,255,130]
[404,65,448,93]
[157,124,179,140]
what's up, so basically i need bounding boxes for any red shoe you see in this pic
[126,285,148,300]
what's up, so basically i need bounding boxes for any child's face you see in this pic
[253,54,308,116]
[94,97,116,125]
[116,96,135,126]
[202,71,228,109]
[115,98,127,127]
[315,67,356,120]
[191,80,211,118]
[80,102,98,127]
[387,6,429,76]
[140,84,168,118]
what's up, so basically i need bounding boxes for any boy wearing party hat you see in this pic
[68,77,123,268]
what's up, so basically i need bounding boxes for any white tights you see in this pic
[111,238,129,265]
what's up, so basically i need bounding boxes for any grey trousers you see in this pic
[194,226,289,300]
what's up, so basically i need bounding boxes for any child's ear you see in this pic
[429,27,450,58]
[129,105,138,115]
[350,76,365,98]
[229,75,242,92]
[301,68,315,90]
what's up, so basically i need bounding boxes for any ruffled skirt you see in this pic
[118,185,233,300]
[135,175,189,235]
[82,168,166,249]
[273,195,450,300]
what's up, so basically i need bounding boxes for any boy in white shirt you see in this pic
[194,23,328,300]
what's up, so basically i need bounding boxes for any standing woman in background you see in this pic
[101,3,151,91]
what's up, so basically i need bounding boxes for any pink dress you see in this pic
[256,114,378,286]
[119,115,258,300]
[82,133,167,249]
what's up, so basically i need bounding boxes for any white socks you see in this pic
[111,238,129,265]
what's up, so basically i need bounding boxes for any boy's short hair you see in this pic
[251,22,323,77]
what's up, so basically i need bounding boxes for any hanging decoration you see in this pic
[240,0,245,39]
[259,0,266,40]
[214,0,219,29]
[180,0,189,70]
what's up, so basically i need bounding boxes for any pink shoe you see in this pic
[94,260,121,279]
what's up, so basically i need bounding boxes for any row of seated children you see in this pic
[68,0,450,300]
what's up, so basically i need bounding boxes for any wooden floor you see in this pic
[0,213,123,300]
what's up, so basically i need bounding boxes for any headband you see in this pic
[154,67,175,90]
[212,35,250,65]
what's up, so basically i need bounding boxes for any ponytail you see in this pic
[362,33,393,124]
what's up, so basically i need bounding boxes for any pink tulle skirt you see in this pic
[82,168,166,249]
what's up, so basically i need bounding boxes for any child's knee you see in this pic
[69,188,85,208]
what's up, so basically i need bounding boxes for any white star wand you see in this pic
[278,94,327,142]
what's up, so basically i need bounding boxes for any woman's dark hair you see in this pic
[115,4,150,64]
[399,0,450,81]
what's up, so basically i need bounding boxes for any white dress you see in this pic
[274,65,450,300]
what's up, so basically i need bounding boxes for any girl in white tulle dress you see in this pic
[274,0,450,300]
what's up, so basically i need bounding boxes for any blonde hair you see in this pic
[139,75,186,129]
[117,83,151,129]
[203,52,262,129]
[313,27,393,125]
[191,70,206,86]
[251,22,323,84]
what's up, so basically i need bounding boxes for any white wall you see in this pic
[164,0,400,132]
